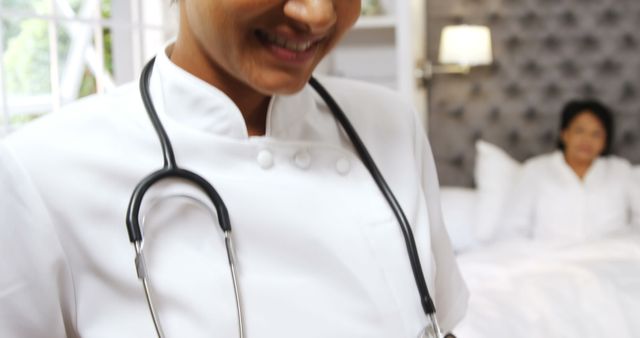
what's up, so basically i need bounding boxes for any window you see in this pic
[0,0,176,135]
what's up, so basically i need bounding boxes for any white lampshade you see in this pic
[438,25,493,67]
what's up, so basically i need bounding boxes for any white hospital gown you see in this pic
[501,151,640,242]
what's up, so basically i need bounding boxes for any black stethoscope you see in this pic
[125,57,442,338]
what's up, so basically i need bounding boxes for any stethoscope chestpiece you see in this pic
[418,313,443,338]
[418,326,440,338]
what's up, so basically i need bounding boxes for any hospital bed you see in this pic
[441,141,640,338]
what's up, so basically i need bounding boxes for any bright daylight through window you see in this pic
[0,0,174,136]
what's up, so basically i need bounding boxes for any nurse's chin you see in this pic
[251,73,315,95]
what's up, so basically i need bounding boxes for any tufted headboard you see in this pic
[427,0,640,187]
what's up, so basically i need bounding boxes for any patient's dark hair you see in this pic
[557,99,614,156]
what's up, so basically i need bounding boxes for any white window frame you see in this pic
[0,0,176,136]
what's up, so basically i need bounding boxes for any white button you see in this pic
[335,157,351,175]
[293,150,311,169]
[257,150,274,169]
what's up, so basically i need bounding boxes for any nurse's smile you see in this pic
[171,0,361,97]
[255,30,324,65]
[170,0,360,130]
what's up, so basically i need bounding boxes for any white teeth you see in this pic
[263,32,315,52]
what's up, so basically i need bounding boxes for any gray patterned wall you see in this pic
[427,0,640,187]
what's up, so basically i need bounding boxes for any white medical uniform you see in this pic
[0,47,468,337]
[502,151,640,242]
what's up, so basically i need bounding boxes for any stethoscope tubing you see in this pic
[126,58,244,337]
[308,78,436,317]
[127,57,440,338]
[127,58,232,242]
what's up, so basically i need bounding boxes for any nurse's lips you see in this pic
[255,30,324,64]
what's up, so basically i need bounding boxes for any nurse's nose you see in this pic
[284,0,337,34]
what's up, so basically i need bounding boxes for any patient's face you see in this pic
[561,111,606,164]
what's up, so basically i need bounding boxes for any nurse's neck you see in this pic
[170,39,270,137]
[211,79,270,137]
[563,154,592,180]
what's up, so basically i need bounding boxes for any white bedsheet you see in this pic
[453,231,640,338]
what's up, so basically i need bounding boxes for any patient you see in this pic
[501,100,640,242]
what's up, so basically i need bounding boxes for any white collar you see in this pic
[148,43,316,140]
[552,150,604,184]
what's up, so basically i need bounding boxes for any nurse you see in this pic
[0,0,468,337]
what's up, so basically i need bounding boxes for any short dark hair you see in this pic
[557,99,614,156]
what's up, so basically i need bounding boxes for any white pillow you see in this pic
[474,140,521,243]
[439,187,478,252]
